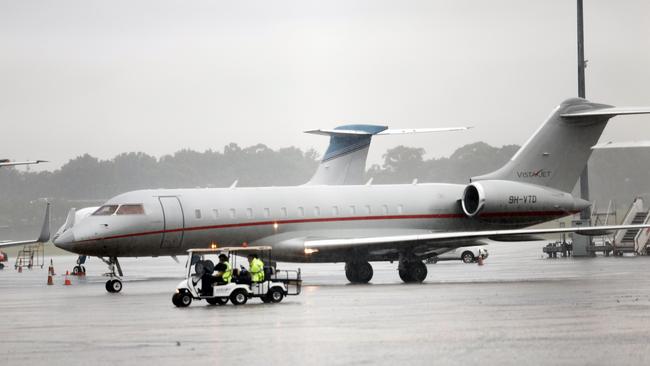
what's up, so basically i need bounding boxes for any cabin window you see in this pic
[314,206,321,216]
[349,205,356,215]
[264,208,270,218]
[382,205,389,215]
[332,206,339,216]
[298,207,304,217]
[195,209,202,219]
[229,208,236,218]
[246,208,253,218]
[93,205,118,216]
[212,209,219,219]
[397,205,403,214]
[116,204,145,215]
[281,207,287,218]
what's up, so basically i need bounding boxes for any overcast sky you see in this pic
[1,0,649,172]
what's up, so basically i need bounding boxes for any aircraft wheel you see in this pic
[398,268,412,282]
[72,266,81,275]
[461,251,475,263]
[355,262,373,283]
[106,279,122,293]
[407,262,427,283]
[345,262,373,283]
[344,262,358,282]
[230,289,248,305]
[268,287,284,303]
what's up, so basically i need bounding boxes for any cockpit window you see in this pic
[116,204,145,215]
[92,205,119,216]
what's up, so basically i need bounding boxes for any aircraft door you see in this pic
[159,196,185,248]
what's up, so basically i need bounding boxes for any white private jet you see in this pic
[52,98,650,293]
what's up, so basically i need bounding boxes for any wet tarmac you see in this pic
[2,242,650,365]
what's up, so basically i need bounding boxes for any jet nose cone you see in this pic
[53,230,76,250]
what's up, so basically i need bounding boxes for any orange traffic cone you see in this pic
[47,273,54,285]
[64,271,71,286]
[18,260,22,273]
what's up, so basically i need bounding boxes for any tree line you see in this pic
[1,141,648,237]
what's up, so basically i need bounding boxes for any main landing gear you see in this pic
[398,256,428,283]
[345,261,374,283]
[100,256,123,293]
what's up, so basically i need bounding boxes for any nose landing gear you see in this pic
[100,256,123,293]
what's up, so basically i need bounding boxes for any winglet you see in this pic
[37,203,51,243]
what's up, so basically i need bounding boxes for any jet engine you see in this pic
[461,180,589,223]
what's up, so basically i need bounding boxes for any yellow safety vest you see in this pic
[250,258,265,282]
[222,261,232,283]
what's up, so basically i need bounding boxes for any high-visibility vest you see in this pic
[222,261,232,283]
[250,258,265,282]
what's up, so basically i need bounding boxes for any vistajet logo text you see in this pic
[516,169,551,178]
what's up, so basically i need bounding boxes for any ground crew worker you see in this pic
[248,253,265,283]
[214,254,232,284]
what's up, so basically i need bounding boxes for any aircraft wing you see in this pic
[303,223,650,252]
[0,203,50,249]
[0,159,47,167]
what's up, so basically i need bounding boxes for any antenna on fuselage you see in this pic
[229,180,238,189]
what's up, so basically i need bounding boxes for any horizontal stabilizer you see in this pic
[592,141,650,149]
[305,126,471,136]
[561,107,650,118]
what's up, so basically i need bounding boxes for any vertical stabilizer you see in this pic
[473,98,650,192]
[305,125,471,185]
[306,125,387,185]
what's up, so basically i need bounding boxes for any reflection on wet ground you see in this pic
[2,242,650,365]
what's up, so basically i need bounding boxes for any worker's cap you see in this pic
[218,254,228,260]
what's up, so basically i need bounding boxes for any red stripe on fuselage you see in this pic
[76,210,579,243]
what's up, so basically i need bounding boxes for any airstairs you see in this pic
[613,198,650,255]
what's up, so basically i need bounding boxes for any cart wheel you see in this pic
[172,293,181,307]
[230,289,248,305]
[268,287,284,303]
[178,292,192,307]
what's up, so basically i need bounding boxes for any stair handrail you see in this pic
[634,212,650,254]
[614,197,644,246]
